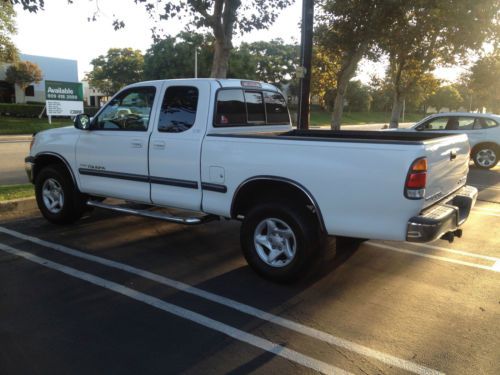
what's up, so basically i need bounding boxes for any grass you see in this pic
[0,184,34,201]
[0,116,71,135]
[309,111,425,127]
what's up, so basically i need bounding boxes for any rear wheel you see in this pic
[473,144,498,169]
[240,201,323,282]
[35,165,88,224]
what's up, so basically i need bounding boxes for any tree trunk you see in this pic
[210,39,231,78]
[331,44,368,130]
[331,80,348,130]
[389,91,404,128]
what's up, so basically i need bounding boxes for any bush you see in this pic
[0,103,100,118]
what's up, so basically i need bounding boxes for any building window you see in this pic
[25,85,35,97]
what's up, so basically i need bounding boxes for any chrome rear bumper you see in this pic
[406,185,478,242]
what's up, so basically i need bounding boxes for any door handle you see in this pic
[130,140,143,148]
[152,141,166,150]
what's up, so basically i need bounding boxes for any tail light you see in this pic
[405,157,427,199]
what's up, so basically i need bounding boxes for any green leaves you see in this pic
[5,61,43,90]
[0,1,18,63]
[86,48,144,96]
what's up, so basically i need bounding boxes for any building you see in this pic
[0,53,78,104]
[82,79,109,108]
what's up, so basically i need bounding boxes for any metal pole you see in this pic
[297,0,314,130]
[195,48,198,78]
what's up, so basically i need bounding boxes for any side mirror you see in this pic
[415,124,425,131]
[74,114,91,130]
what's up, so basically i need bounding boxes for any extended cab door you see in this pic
[149,80,211,211]
[75,84,160,203]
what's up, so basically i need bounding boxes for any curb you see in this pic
[0,197,37,215]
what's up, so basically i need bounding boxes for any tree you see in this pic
[344,80,372,112]
[5,61,42,89]
[142,0,295,78]
[241,39,299,86]
[310,43,341,108]
[86,48,144,95]
[0,1,18,63]
[426,85,463,112]
[383,0,500,127]
[316,0,406,129]
[369,77,393,112]
[144,32,213,80]
[10,0,294,79]
[468,53,500,113]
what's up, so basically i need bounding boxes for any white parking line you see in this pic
[472,210,500,218]
[474,206,500,214]
[473,184,500,191]
[0,242,351,375]
[0,226,442,375]
[401,242,500,262]
[366,242,499,273]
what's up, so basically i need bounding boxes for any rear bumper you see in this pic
[406,185,478,242]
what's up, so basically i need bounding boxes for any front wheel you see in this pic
[473,145,498,169]
[35,165,88,224]
[240,202,323,282]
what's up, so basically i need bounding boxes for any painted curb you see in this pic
[0,197,37,215]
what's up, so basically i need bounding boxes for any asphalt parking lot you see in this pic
[0,165,499,375]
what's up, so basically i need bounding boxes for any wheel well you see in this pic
[472,142,499,155]
[33,154,76,185]
[231,178,325,231]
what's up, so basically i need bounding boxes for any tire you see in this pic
[35,164,87,224]
[240,201,323,282]
[472,144,498,169]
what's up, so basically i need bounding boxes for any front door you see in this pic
[149,81,211,211]
[76,85,160,203]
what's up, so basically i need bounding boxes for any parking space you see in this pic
[0,166,499,375]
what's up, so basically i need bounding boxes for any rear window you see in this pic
[215,89,289,127]
[264,91,289,124]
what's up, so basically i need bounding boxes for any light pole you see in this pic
[194,47,198,78]
[297,0,314,130]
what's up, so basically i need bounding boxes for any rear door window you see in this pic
[158,86,199,133]
[457,117,475,130]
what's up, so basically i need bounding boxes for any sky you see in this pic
[12,0,464,83]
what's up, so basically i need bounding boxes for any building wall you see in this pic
[0,54,79,104]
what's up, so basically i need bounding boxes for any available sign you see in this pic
[45,80,84,117]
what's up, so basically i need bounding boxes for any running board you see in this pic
[87,200,219,225]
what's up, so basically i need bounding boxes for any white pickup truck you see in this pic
[26,79,478,281]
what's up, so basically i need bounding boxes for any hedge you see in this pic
[0,103,100,118]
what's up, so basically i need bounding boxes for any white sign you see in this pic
[45,80,84,118]
[46,100,84,116]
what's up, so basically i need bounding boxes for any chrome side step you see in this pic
[87,200,219,225]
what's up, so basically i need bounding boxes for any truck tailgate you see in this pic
[424,134,470,208]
